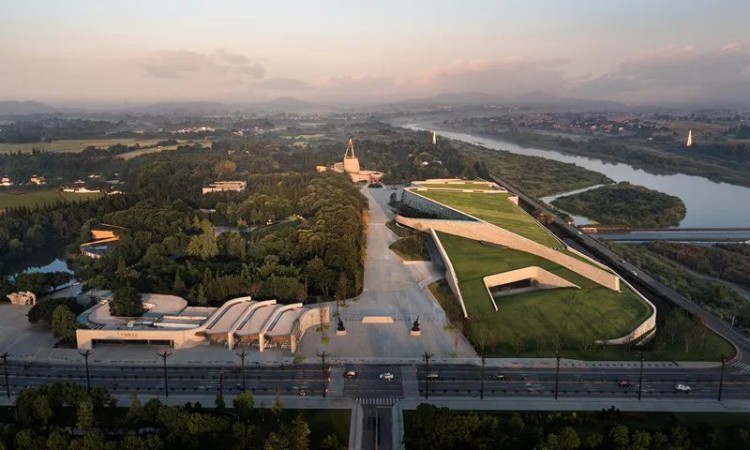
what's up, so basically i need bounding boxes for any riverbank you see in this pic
[401,124,750,228]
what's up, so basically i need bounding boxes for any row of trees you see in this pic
[3,383,346,450]
[406,404,750,450]
[647,241,750,287]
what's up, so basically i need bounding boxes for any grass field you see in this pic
[418,189,561,248]
[0,190,104,211]
[0,138,211,155]
[389,236,431,261]
[118,140,212,159]
[416,182,495,190]
[437,232,733,360]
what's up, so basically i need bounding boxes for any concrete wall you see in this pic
[396,216,620,292]
[292,306,330,353]
[76,327,205,350]
[597,278,657,345]
[429,229,469,318]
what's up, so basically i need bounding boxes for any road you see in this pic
[593,230,750,243]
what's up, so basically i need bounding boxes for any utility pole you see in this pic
[638,352,644,401]
[79,350,92,394]
[236,348,247,392]
[1,353,10,399]
[554,353,561,400]
[718,355,726,401]
[422,352,434,400]
[158,350,171,397]
[480,354,486,400]
[219,369,225,396]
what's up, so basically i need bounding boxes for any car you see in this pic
[618,379,633,388]
[298,389,306,396]
[425,373,439,380]
[674,384,691,393]
[344,370,358,379]
[492,374,507,381]
[379,372,395,381]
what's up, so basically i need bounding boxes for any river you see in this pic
[403,124,750,228]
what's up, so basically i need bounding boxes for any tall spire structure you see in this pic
[432,131,437,145]
[344,138,356,158]
[686,130,693,148]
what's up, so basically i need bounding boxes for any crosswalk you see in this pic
[356,397,399,406]
[732,363,750,375]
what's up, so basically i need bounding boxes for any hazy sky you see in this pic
[1,0,748,105]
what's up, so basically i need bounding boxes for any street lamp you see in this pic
[236,348,247,392]
[554,353,561,400]
[422,352,434,400]
[637,352,644,401]
[718,355,726,401]
[480,354,486,400]
[1,353,10,399]
[158,350,171,397]
[79,350,92,394]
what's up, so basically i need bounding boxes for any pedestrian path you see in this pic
[732,362,750,375]
[355,397,399,406]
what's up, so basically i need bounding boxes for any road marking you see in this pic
[733,363,750,375]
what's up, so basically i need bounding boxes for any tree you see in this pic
[214,160,237,179]
[110,286,143,317]
[187,228,219,260]
[288,415,311,450]
[233,391,255,421]
[172,272,186,295]
[321,433,346,450]
[335,272,348,303]
[76,399,95,431]
[609,425,629,450]
[557,426,581,450]
[215,393,226,410]
[51,305,77,342]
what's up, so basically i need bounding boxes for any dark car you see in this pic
[492,374,507,381]
[618,379,634,388]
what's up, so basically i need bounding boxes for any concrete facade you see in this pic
[76,294,329,352]
[6,291,36,305]
[316,138,384,183]
[202,181,247,194]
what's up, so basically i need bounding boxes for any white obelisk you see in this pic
[687,130,693,147]
[432,131,437,145]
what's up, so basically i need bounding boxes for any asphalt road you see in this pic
[3,361,749,400]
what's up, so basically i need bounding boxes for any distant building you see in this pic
[0,176,13,187]
[62,187,102,194]
[6,291,36,305]
[316,138,384,183]
[202,181,247,194]
[29,175,45,185]
[80,226,122,259]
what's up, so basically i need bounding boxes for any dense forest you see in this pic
[646,242,750,287]
[552,182,686,227]
[0,383,347,449]
[406,404,750,450]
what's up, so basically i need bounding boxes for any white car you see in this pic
[379,372,395,381]
[674,383,691,393]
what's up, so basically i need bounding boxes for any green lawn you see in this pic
[389,236,430,261]
[418,189,561,248]
[437,232,733,360]
[416,182,495,191]
[0,190,104,211]
[0,138,163,154]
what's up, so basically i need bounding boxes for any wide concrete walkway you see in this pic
[300,186,476,359]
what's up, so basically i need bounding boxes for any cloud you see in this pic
[409,57,570,96]
[141,49,264,79]
[256,77,312,90]
[575,43,750,102]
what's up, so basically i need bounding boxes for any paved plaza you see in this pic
[299,186,476,359]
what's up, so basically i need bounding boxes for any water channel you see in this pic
[403,124,750,228]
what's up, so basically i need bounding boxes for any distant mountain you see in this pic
[0,101,56,116]
[245,97,340,114]
[132,97,337,115]
[388,91,504,108]
[510,90,625,110]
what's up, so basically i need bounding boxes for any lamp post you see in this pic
[554,353,561,400]
[236,348,247,392]
[718,355,726,401]
[158,351,171,397]
[422,352,434,400]
[79,350,92,394]
[1,353,10,399]
[317,351,330,397]
[480,354,486,400]
[637,352,644,401]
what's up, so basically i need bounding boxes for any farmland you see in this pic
[0,189,104,212]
